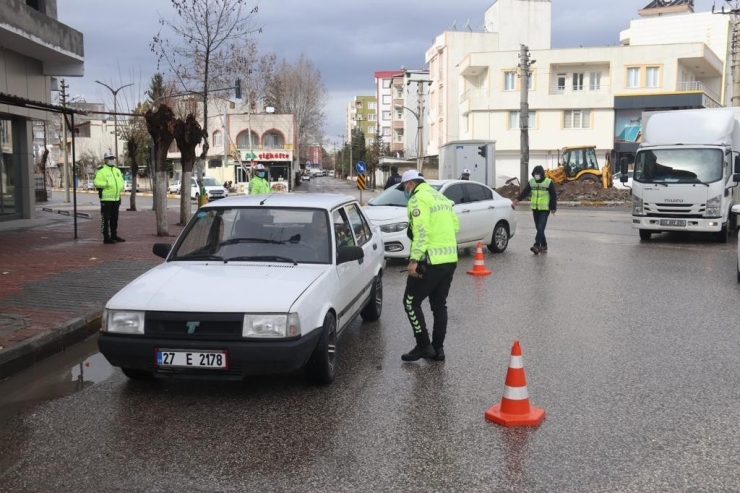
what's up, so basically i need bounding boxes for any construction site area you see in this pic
[496,180,631,204]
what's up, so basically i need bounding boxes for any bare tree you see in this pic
[151,0,262,170]
[145,105,177,236]
[173,114,203,225]
[120,105,150,212]
[263,54,328,167]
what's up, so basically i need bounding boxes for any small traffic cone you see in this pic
[466,242,492,276]
[485,340,545,427]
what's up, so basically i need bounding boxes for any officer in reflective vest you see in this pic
[513,165,557,254]
[398,170,460,362]
[249,164,271,195]
[93,151,125,244]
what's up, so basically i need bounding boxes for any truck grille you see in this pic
[645,202,705,218]
[145,312,243,340]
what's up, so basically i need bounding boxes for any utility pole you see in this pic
[518,44,533,191]
[60,79,69,203]
[405,73,432,173]
[713,1,740,105]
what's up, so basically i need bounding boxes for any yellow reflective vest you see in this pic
[249,176,271,195]
[407,182,459,264]
[93,164,124,202]
[529,177,552,211]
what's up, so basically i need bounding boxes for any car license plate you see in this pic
[156,349,228,369]
[659,219,686,227]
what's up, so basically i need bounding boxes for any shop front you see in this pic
[0,116,24,221]
[239,149,293,191]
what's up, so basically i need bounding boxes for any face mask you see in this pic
[403,190,411,201]
[106,160,116,167]
[257,171,265,178]
[533,174,542,181]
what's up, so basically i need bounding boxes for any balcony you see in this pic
[459,88,491,114]
[549,85,611,96]
[677,81,721,107]
[0,0,84,76]
[392,120,404,129]
[460,88,488,103]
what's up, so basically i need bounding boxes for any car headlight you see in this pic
[103,309,145,335]
[380,222,409,233]
[704,195,721,218]
[632,195,644,216]
[243,313,301,338]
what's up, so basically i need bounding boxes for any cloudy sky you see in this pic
[58,0,717,143]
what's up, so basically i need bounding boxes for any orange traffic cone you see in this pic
[485,340,545,427]
[466,242,492,276]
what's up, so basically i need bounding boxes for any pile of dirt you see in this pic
[496,180,630,204]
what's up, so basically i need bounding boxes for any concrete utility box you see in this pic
[438,140,496,187]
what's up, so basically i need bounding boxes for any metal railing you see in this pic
[548,84,610,95]
[677,81,721,105]
[460,88,488,103]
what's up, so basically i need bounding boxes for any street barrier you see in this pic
[466,242,492,276]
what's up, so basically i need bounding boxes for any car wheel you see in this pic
[305,312,337,385]
[360,273,383,321]
[487,221,509,253]
[579,174,601,183]
[639,229,652,241]
[121,368,153,380]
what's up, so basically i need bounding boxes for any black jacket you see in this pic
[516,166,557,211]
[384,173,402,190]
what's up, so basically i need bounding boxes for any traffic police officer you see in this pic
[398,170,460,362]
[93,151,125,244]
[249,164,271,195]
[513,164,557,254]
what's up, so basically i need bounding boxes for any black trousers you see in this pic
[532,210,550,247]
[100,200,120,238]
[403,262,457,349]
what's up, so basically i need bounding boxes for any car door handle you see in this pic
[488,205,495,209]
[373,243,378,250]
[461,209,471,213]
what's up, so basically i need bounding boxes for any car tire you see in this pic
[639,229,652,241]
[487,221,509,253]
[121,368,153,380]
[360,273,383,322]
[579,174,601,183]
[305,312,337,385]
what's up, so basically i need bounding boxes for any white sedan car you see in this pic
[364,179,517,258]
[98,194,385,384]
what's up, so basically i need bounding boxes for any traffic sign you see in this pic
[306,161,312,168]
[356,174,366,190]
[355,161,366,174]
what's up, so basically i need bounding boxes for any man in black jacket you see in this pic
[384,166,402,190]
[513,165,557,254]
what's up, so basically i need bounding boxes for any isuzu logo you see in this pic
[665,199,684,203]
[186,321,200,334]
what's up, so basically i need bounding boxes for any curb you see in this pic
[516,200,629,207]
[0,307,103,380]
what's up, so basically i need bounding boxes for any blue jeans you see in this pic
[532,210,550,247]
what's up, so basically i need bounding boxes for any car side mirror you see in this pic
[152,243,172,259]
[735,155,740,173]
[620,157,628,176]
[337,246,364,264]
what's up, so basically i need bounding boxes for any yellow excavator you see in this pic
[545,146,613,189]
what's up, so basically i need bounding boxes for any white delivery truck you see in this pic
[623,108,740,242]
[438,140,496,187]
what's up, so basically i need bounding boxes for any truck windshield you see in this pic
[634,148,723,184]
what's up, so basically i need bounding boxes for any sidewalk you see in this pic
[0,207,185,379]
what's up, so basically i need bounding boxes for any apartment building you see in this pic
[375,71,404,146]
[428,0,731,185]
[389,70,431,160]
[345,95,377,144]
[0,0,84,221]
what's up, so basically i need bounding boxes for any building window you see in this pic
[572,73,584,92]
[557,73,566,92]
[504,71,517,91]
[627,68,640,88]
[368,102,376,110]
[395,86,404,98]
[464,113,470,133]
[382,127,391,136]
[646,67,660,88]
[367,138,374,145]
[508,111,536,129]
[589,72,601,91]
[263,131,283,148]
[383,80,391,89]
[368,113,376,121]
[382,95,391,104]
[236,130,258,148]
[563,110,591,129]
[213,131,222,147]
[25,0,45,13]
[382,111,391,121]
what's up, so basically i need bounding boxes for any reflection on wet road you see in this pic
[1,207,740,491]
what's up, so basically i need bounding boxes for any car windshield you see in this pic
[369,183,442,206]
[203,178,222,187]
[170,207,332,264]
[634,149,723,184]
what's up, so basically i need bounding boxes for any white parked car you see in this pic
[364,179,517,258]
[167,180,182,194]
[98,194,385,384]
[301,173,311,182]
[123,181,140,193]
[170,177,229,200]
[733,204,740,282]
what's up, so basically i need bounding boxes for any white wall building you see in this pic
[375,71,404,146]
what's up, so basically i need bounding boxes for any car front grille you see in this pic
[145,311,243,340]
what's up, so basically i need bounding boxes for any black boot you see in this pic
[112,235,126,242]
[401,344,435,362]
[103,236,115,244]
[432,347,445,361]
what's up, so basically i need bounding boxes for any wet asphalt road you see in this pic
[2,179,740,491]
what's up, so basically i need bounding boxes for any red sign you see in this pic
[258,152,291,161]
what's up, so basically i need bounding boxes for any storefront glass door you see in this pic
[0,118,18,218]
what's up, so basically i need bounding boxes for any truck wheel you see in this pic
[579,174,600,183]
[487,222,509,253]
[715,225,728,243]
[305,312,337,385]
[639,229,652,240]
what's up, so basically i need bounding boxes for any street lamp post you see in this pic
[395,104,423,172]
[95,81,134,163]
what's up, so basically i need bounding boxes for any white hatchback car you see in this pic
[98,194,385,384]
[364,179,517,258]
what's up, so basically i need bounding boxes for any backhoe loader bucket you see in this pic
[545,167,566,184]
